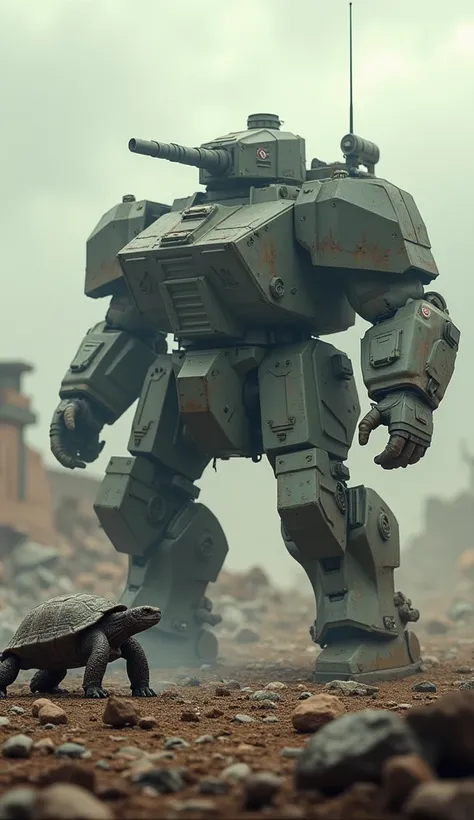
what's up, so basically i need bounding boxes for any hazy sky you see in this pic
[1,0,473,584]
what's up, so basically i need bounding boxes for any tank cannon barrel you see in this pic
[128,138,231,174]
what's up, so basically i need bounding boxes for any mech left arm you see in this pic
[345,272,460,469]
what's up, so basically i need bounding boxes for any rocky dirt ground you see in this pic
[3,497,474,817]
[1,621,474,818]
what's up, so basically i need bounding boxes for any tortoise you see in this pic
[0,593,161,698]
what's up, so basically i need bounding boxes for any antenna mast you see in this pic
[349,2,354,134]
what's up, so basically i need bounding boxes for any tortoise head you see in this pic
[127,605,162,633]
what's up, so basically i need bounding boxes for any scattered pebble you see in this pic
[132,767,187,793]
[38,703,68,725]
[291,693,345,733]
[8,706,25,716]
[243,771,282,810]
[138,715,158,731]
[55,742,87,759]
[0,717,10,728]
[222,762,252,781]
[2,734,33,759]
[234,714,255,724]
[295,710,423,794]
[199,777,229,795]
[325,680,379,697]
[382,753,435,810]
[164,737,190,750]
[412,681,437,693]
[102,697,139,728]
[252,690,280,702]
[281,747,303,758]
[180,710,200,722]
[265,681,287,690]
[34,783,112,819]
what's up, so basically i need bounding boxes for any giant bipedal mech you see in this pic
[50,112,459,679]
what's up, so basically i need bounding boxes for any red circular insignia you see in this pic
[421,304,431,319]
[256,147,269,160]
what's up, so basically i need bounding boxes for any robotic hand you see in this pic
[50,397,107,470]
[358,391,433,470]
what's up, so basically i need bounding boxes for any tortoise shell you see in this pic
[5,593,127,655]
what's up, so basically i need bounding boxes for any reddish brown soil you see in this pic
[0,630,471,819]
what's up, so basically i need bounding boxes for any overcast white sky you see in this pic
[1,0,473,584]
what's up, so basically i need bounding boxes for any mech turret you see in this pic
[129,113,380,188]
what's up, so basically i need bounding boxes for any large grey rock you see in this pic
[295,709,423,795]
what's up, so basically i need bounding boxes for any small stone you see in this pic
[0,717,10,728]
[221,679,241,690]
[422,655,441,666]
[265,681,287,690]
[382,754,436,810]
[455,667,473,674]
[459,679,474,691]
[138,715,158,731]
[215,687,231,697]
[40,762,96,793]
[8,705,25,715]
[297,692,312,700]
[132,767,187,793]
[263,716,279,724]
[102,697,139,728]
[180,710,200,722]
[412,681,437,693]
[195,735,214,744]
[397,703,413,710]
[235,628,260,643]
[43,723,57,731]
[171,799,217,813]
[199,777,229,795]
[256,699,277,709]
[325,680,379,697]
[234,714,255,724]
[243,772,282,810]
[405,780,474,819]
[222,762,252,781]
[34,783,112,819]
[32,698,53,717]
[2,734,33,759]
[55,743,87,759]
[406,691,474,776]
[182,676,200,687]
[252,690,280,702]
[295,710,422,794]
[204,708,224,718]
[0,787,36,818]
[164,737,190,750]
[291,693,345,733]
[34,737,55,755]
[281,747,303,758]
[38,703,68,726]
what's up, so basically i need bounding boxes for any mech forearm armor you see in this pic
[361,296,460,410]
[59,321,158,422]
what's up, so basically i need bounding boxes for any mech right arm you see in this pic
[50,280,167,469]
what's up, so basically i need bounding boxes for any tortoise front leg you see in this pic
[80,629,111,698]
[120,637,156,697]
[0,656,20,697]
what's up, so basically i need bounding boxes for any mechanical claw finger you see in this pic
[358,405,382,446]
[63,402,78,432]
[374,434,406,467]
[407,444,426,465]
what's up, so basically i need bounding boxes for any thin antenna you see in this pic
[349,2,354,134]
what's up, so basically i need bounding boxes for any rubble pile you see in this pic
[0,494,315,656]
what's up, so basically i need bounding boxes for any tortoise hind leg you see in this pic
[30,669,68,695]
[0,656,21,697]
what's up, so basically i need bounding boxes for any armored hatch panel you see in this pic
[85,198,170,299]
[295,176,439,281]
[117,188,355,341]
